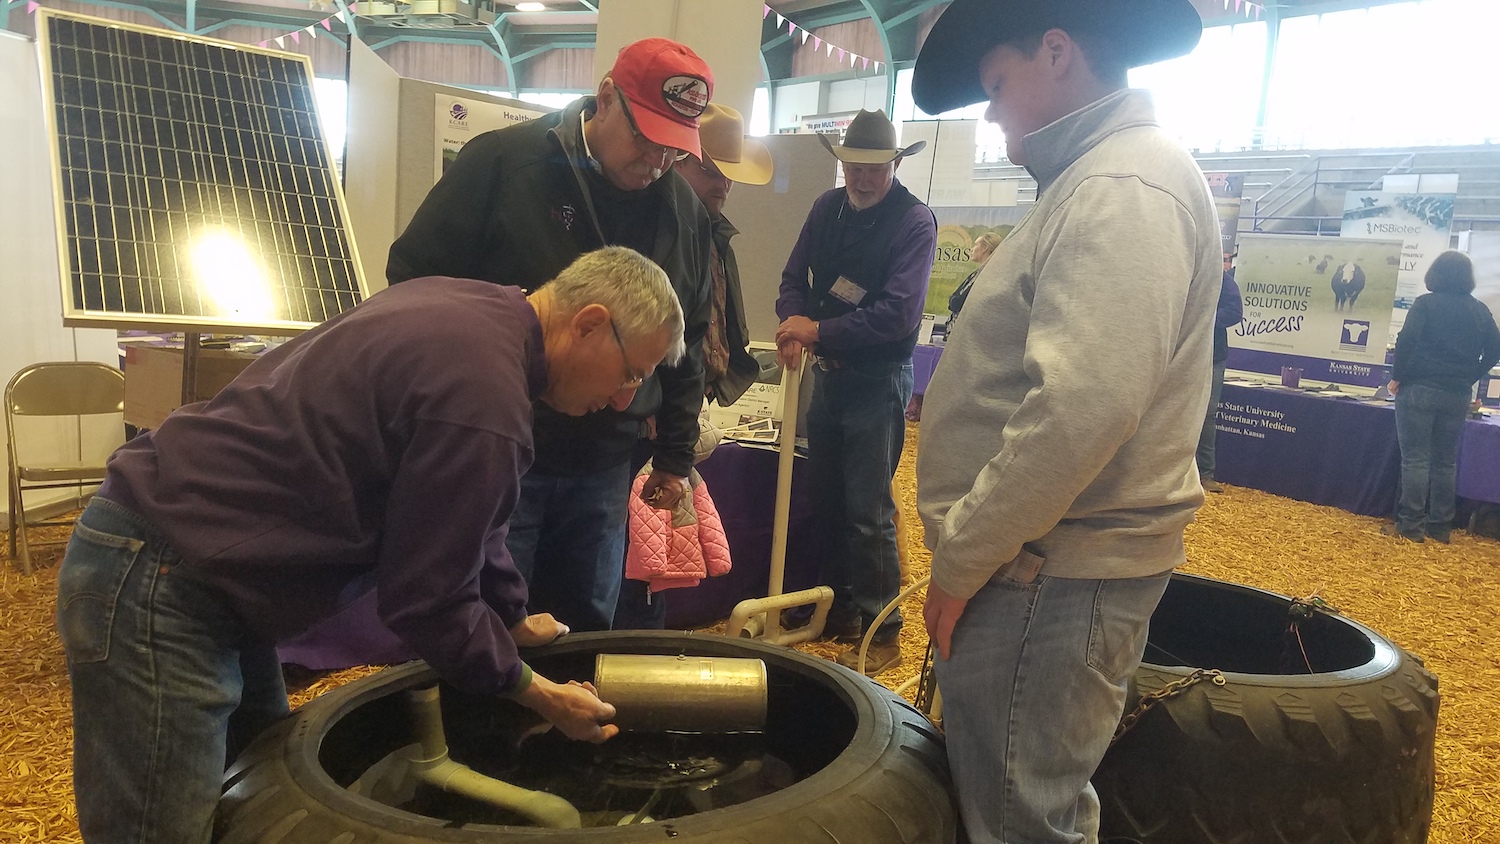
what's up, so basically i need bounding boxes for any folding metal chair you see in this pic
[5,361,125,574]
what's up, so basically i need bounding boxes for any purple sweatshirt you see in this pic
[100,279,546,695]
[776,182,937,350]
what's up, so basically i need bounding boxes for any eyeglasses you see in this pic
[609,318,649,390]
[615,88,690,164]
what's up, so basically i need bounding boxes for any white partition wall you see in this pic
[594,0,764,121]
[0,30,123,529]
[344,38,402,294]
[719,133,837,344]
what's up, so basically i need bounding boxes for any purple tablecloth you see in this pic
[278,443,820,670]
[1215,383,1500,516]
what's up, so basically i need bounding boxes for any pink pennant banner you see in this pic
[1234,0,1242,10]
[290,30,300,44]
[306,25,317,38]
[787,21,796,35]
[320,17,333,30]
[763,4,770,19]
[274,35,285,47]
[812,36,821,50]
[27,1,40,12]
[836,47,844,60]
[860,56,869,70]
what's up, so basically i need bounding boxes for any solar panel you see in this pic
[36,10,367,334]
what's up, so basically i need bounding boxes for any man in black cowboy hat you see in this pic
[911,1,1219,841]
[775,109,937,676]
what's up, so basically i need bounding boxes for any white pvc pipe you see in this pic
[768,352,806,601]
[852,574,931,676]
[403,686,582,828]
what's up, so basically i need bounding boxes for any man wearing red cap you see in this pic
[387,38,715,633]
[910,1,1219,842]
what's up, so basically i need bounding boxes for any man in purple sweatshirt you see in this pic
[56,247,682,843]
[774,109,937,675]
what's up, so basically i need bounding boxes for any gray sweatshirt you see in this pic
[917,89,1220,598]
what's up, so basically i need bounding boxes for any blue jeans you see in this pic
[506,462,632,632]
[57,498,288,843]
[1196,361,1226,479]
[806,362,913,640]
[935,567,1171,844]
[1394,383,1470,536]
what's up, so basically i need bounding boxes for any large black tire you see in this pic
[217,631,957,843]
[1097,573,1438,844]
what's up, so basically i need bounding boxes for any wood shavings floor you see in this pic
[4,424,1496,842]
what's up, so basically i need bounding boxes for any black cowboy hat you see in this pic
[912,0,1203,115]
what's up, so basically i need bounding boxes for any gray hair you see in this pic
[549,246,686,365]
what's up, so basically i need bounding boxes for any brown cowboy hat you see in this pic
[912,0,1203,115]
[698,103,773,185]
[817,109,926,165]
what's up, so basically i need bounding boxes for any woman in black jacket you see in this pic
[1386,251,1500,542]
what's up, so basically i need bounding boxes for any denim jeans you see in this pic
[935,568,1171,844]
[1394,383,1470,536]
[57,498,288,843]
[1196,361,1226,480]
[506,462,632,632]
[805,362,913,640]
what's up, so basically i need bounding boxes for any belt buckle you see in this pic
[815,357,841,371]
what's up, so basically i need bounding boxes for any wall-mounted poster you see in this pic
[1226,233,1403,387]
[435,93,547,182]
[925,206,1028,334]
[1339,191,1456,341]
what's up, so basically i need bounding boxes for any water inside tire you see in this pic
[317,652,858,829]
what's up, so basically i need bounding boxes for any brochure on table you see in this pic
[1226,233,1403,388]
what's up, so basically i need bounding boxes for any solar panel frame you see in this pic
[36,9,368,335]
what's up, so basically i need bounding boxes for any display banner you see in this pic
[1339,191,1456,341]
[1206,172,1245,259]
[1226,233,1403,387]
[435,93,546,181]
[925,205,1028,331]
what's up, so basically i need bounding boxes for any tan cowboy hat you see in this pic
[817,109,926,165]
[698,103,773,186]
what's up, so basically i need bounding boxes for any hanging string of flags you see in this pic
[764,3,882,73]
[1227,0,1266,19]
[257,11,345,49]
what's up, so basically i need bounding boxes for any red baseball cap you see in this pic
[609,38,713,159]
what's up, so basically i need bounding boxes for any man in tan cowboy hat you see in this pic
[613,102,774,629]
[677,102,774,407]
[774,108,937,676]
[909,1,1217,841]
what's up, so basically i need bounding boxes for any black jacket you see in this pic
[1392,290,1500,396]
[707,214,759,406]
[387,98,712,477]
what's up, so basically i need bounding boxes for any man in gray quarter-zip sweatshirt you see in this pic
[910,1,1220,842]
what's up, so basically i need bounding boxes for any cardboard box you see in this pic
[123,346,258,430]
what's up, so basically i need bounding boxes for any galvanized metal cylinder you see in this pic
[593,654,768,734]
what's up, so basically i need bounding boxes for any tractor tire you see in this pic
[217,631,957,843]
[1097,573,1438,844]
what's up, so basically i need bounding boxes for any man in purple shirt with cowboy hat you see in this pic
[775,109,937,676]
